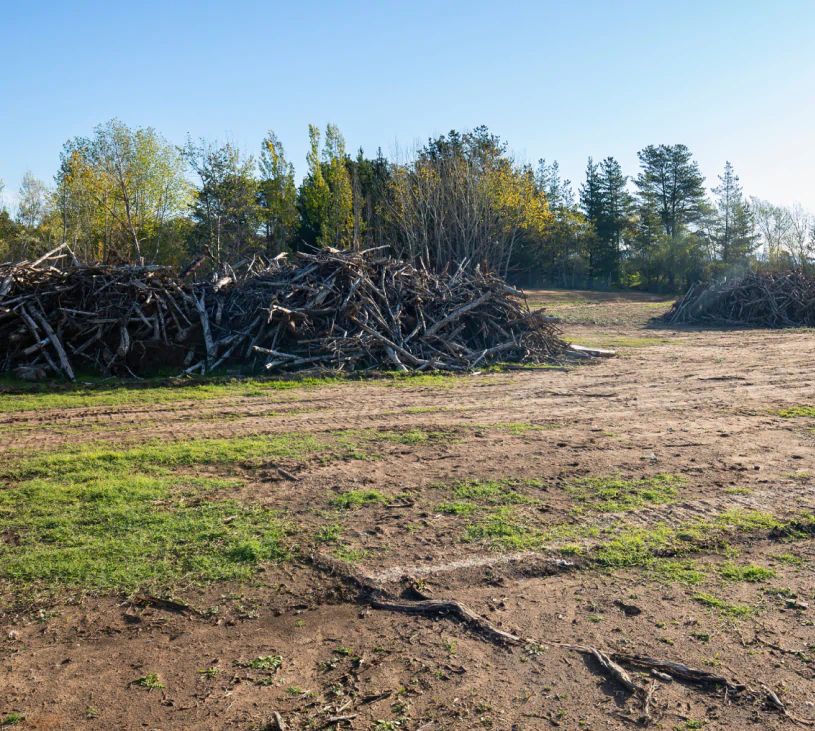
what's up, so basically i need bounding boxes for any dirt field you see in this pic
[2,289,815,730]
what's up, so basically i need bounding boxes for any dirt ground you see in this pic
[2,289,815,730]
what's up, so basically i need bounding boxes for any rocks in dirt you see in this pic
[664,269,815,327]
[0,245,570,379]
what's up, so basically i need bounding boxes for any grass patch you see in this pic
[436,501,479,515]
[479,422,560,434]
[332,490,391,509]
[778,405,815,418]
[692,593,752,618]
[652,559,706,585]
[718,562,775,583]
[0,436,317,595]
[0,376,346,414]
[464,507,546,550]
[569,474,683,513]
[371,428,457,445]
[452,478,542,505]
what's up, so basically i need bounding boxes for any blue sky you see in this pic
[1,0,814,209]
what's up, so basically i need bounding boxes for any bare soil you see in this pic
[2,290,815,730]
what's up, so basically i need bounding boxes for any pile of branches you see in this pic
[664,269,815,327]
[0,245,567,380]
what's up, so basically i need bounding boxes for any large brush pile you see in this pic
[0,245,567,380]
[664,270,815,327]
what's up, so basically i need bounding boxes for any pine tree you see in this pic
[712,161,757,265]
[635,144,706,239]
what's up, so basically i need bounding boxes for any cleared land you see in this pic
[1,289,815,730]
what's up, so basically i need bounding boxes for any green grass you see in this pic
[569,474,684,513]
[0,435,328,594]
[692,593,752,618]
[652,559,706,585]
[436,501,479,515]
[480,422,560,434]
[332,490,391,509]
[464,506,547,550]
[778,405,815,418]
[443,478,543,507]
[371,428,456,445]
[717,562,775,583]
[0,377,347,414]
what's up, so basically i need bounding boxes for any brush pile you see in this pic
[0,245,567,380]
[664,270,815,328]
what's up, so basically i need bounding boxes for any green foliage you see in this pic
[258,130,298,255]
[241,655,283,671]
[58,119,189,264]
[134,673,165,689]
[182,136,259,263]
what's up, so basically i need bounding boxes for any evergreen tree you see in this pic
[635,144,706,238]
[711,161,757,265]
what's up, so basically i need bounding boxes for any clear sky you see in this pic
[1,0,814,210]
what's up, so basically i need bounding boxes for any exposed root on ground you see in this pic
[310,551,810,727]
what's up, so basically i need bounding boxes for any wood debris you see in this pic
[0,246,571,379]
[665,269,815,327]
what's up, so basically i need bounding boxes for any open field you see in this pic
[2,289,815,729]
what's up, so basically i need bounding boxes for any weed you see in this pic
[691,631,711,642]
[240,655,283,671]
[198,667,220,678]
[693,594,752,618]
[134,673,165,689]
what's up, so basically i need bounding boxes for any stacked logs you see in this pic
[664,270,815,327]
[0,245,567,380]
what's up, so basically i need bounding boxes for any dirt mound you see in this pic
[664,269,815,327]
[0,246,567,379]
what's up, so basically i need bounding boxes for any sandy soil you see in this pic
[1,290,815,730]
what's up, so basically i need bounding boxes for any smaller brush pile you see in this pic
[0,245,568,380]
[664,270,815,327]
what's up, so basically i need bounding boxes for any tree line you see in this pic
[1,119,813,291]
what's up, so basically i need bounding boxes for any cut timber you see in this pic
[568,343,616,358]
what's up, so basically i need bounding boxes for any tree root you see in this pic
[310,552,813,726]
